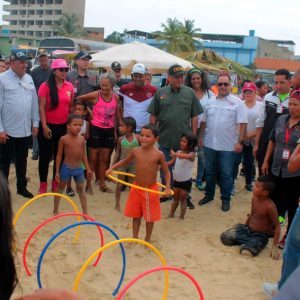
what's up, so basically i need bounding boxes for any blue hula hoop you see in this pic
[36,221,126,296]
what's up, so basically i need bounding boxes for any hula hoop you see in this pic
[108,171,174,196]
[13,193,81,242]
[23,213,105,276]
[73,238,169,300]
[37,221,126,296]
[116,266,204,300]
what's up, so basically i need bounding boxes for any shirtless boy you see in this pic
[54,114,92,215]
[221,175,281,259]
[106,124,172,242]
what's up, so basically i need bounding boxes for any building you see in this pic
[2,0,85,39]
[122,29,297,67]
[84,27,104,42]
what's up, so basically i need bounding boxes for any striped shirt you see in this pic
[0,68,39,137]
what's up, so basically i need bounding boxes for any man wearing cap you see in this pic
[119,63,157,132]
[31,52,51,160]
[111,61,130,92]
[0,50,39,198]
[198,72,247,212]
[148,64,202,201]
[66,51,99,101]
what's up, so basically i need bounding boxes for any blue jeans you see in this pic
[196,146,205,185]
[204,147,235,203]
[278,206,300,289]
[159,145,177,186]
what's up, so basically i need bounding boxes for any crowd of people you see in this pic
[0,49,300,299]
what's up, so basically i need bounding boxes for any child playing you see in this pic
[66,100,89,197]
[54,114,93,215]
[113,117,140,211]
[106,124,172,242]
[167,134,198,219]
[220,175,281,259]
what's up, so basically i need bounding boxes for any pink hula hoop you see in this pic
[22,212,104,276]
[116,266,204,300]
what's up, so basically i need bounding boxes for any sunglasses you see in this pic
[57,68,69,72]
[217,82,230,87]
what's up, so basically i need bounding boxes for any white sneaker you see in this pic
[263,282,278,297]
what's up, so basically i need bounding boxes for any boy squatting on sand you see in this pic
[106,124,172,242]
[220,175,281,259]
[54,114,93,215]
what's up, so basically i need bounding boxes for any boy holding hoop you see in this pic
[106,124,172,242]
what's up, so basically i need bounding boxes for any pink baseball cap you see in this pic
[51,58,69,69]
[242,82,256,92]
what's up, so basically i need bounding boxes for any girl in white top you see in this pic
[167,134,198,219]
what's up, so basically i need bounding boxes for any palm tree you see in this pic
[154,18,191,54]
[182,19,202,51]
[52,13,85,37]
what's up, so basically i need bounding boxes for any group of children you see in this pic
[53,106,281,252]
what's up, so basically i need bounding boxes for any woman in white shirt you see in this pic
[237,82,263,191]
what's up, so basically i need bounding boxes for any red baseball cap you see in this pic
[289,89,300,100]
[242,82,256,92]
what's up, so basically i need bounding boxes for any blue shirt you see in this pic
[0,68,40,137]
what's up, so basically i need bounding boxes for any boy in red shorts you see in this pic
[106,124,171,242]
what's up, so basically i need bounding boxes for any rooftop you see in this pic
[255,57,300,72]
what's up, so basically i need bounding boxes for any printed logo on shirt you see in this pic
[66,91,71,98]
[129,93,134,97]
[147,92,153,98]
[160,94,167,100]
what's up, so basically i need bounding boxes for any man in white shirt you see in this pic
[198,72,247,211]
[0,50,39,198]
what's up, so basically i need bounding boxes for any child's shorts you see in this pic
[173,178,192,193]
[60,163,85,184]
[124,182,161,222]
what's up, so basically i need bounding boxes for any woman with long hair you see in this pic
[37,59,73,194]
[185,68,213,191]
[0,173,18,300]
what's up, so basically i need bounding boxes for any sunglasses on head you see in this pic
[57,68,69,72]
[290,89,300,99]
[217,82,230,87]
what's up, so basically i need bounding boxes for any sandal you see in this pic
[100,185,113,193]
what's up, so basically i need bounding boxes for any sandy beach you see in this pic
[10,156,282,300]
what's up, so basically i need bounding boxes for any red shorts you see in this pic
[124,182,161,222]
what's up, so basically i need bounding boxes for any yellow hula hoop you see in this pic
[73,238,169,300]
[13,193,81,242]
[108,171,174,196]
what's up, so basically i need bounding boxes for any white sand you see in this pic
[11,157,282,299]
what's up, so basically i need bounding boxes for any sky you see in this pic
[1,0,300,54]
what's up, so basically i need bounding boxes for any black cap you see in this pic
[74,51,92,60]
[111,61,121,70]
[10,50,28,61]
[168,64,184,76]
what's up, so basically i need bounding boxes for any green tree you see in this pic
[154,18,191,54]
[52,13,85,37]
[104,31,124,44]
[154,18,202,54]
[182,19,202,51]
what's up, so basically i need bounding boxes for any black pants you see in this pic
[271,174,300,232]
[37,123,67,182]
[0,136,30,191]
[221,223,269,256]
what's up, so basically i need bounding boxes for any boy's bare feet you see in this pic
[167,213,175,218]
[115,205,121,212]
[53,211,59,216]
[85,186,94,195]
[100,185,113,193]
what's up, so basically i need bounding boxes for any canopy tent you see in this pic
[91,41,194,73]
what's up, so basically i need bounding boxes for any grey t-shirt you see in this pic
[270,114,300,178]
[31,66,51,92]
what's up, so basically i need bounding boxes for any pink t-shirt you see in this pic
[38,81,74,124]
[91,92,117,128]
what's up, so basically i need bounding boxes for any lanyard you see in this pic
[285,127,294,146]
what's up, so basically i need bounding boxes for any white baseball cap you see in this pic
[131,63,146,75]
